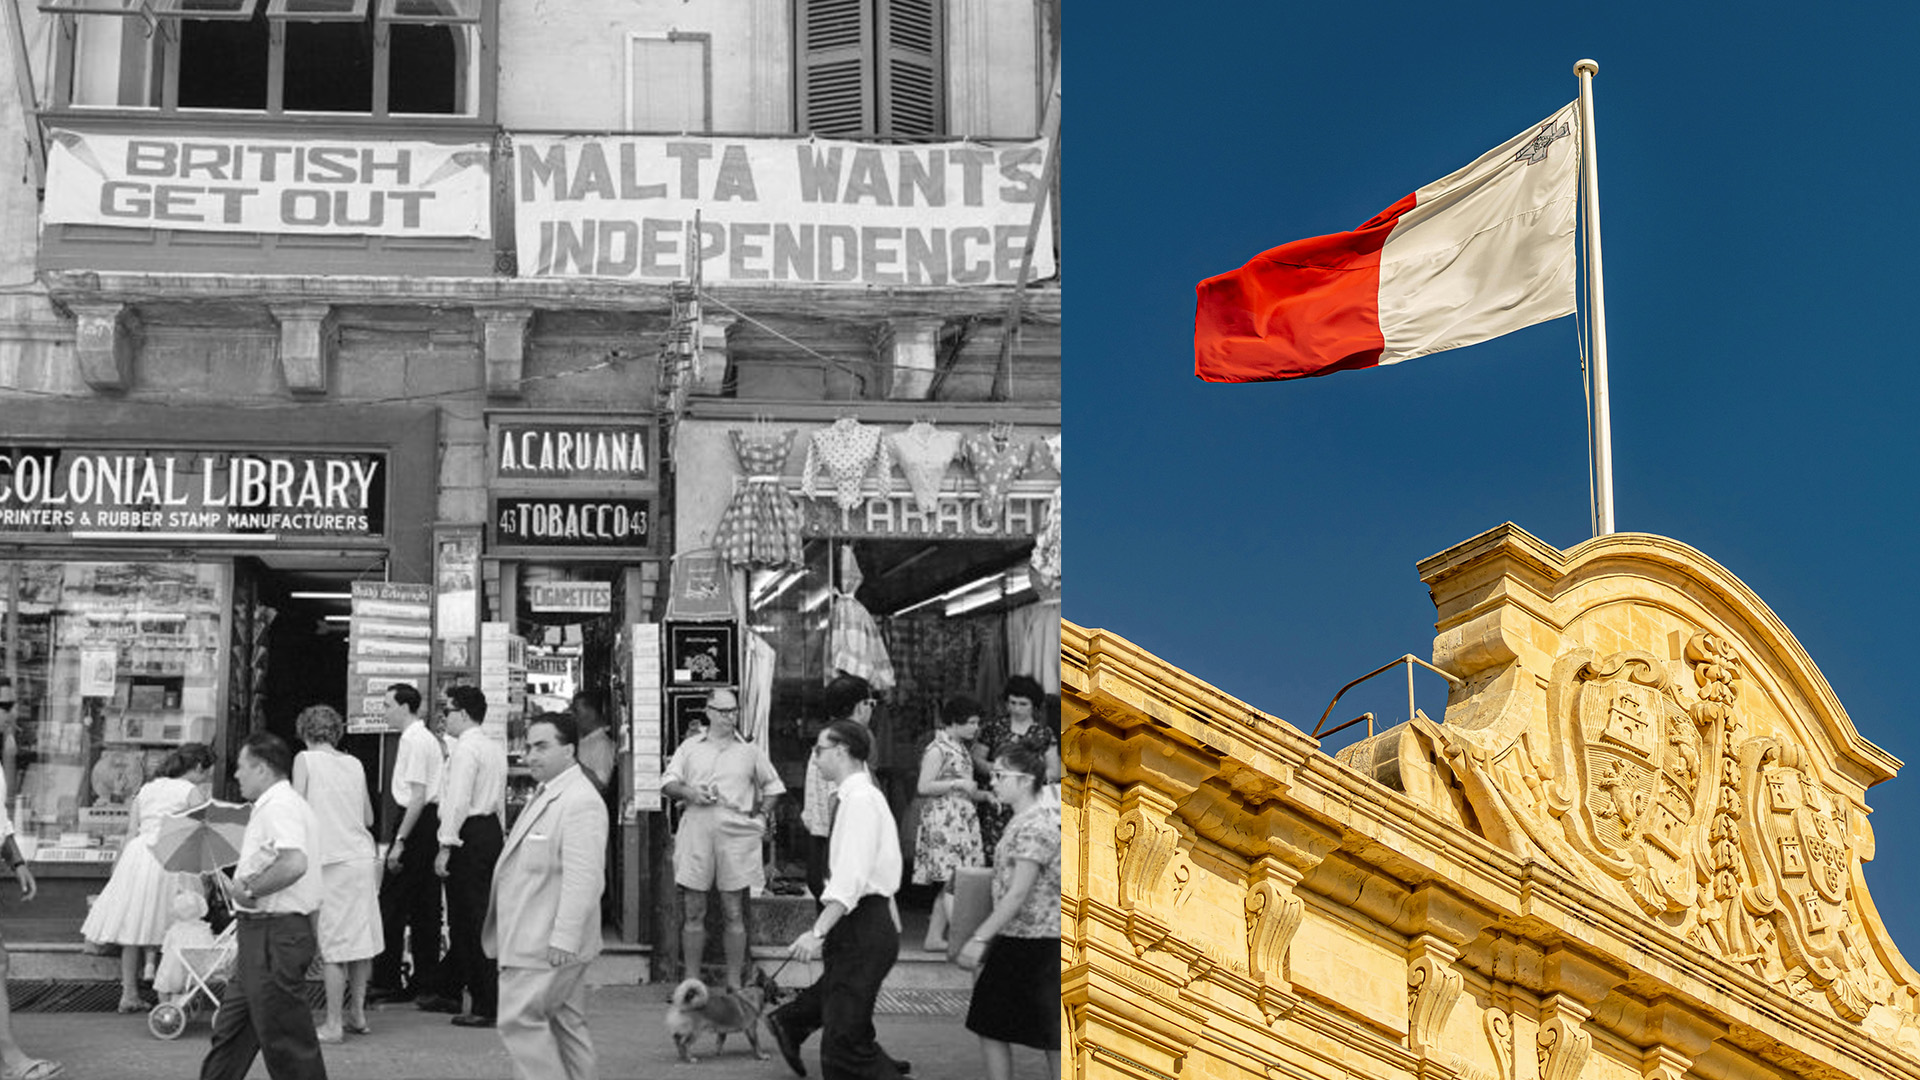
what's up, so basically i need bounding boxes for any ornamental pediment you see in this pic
[1341,525,1916,1031]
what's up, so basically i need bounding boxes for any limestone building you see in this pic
[1064,523,1920,1080]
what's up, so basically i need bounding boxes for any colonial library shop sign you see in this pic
[0,446,387,540]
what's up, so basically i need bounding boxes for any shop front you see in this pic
[0,400,435,930]
[665,399,1060,965]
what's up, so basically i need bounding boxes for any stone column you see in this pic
[477,307,533,399]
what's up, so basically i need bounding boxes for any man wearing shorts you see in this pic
[661,688,783,989]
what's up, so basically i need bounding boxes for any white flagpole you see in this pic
[1575,59,1614,536]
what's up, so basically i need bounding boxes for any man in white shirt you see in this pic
[202,733,328,1080]
[418,685,507,1028]
[371,682,446,1003]
[800,676,875,905]
[662,687,784,989]
[768,720,908,1080]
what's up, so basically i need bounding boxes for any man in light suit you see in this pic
[483,711,608,1080]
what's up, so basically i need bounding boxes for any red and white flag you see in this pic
[1194,102,1581,382]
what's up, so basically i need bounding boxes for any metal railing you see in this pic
[1311,654,1465,740]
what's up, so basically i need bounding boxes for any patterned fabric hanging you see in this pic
[1030,433,1061,589]
[827,546,895,691]
[803,417,893,513]
[712,428,804,569]
[962,425,1030,520]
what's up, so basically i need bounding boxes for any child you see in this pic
[153,890,218,1006]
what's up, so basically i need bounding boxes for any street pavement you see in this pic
[11,984,1053,1079]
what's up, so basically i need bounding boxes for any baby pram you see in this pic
[147,801,252,1040]
[148,917,236,1040]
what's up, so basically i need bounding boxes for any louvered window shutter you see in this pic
[796,0,875,136]
[877,0,942,137]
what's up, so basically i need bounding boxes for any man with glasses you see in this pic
[419,685,506,1029]
[661,687,783,989]
[768,719,907,1079]
[800,675,876,906]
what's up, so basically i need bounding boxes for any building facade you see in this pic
[1064,524,1920,1080]
[0,0,1059,961]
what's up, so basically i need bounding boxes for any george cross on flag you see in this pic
[1194,101,1582,382]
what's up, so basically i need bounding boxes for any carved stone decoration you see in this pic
[1114,797,1181,913]
[268,303,336,396]
[1547,649,1708,915]
[1484,1008,1515,1080]
[67,301,141,391]
[1738,737,1877,1020]
[1244,875,1303,986]
[477,307,533,398]
[1406,937,1464,1059]
[1537,995,1592,1080]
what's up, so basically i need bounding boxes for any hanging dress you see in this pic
[1030,433,1062,588]
[827,546,895,690]
[962,428,1030,522]
[803,417,893,515]
[712,428,805,569]
[887,422,963,514]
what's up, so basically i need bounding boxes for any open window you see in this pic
[794,0,943,137]
[42,0,491,119]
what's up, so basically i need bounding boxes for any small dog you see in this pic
[666,970,784,1063]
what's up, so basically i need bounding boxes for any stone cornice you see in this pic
[1065,616,1920,1080]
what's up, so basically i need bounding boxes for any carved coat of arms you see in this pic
[1548,651,1705,915]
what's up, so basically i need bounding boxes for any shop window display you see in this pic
[746,537,1051,888]
[0,561,228,862]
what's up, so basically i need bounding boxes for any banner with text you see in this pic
[512,135,1055,285]
[43,129,492,237]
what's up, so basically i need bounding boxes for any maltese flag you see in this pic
[1194,102,1581,382]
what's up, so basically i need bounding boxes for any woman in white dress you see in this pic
[293,705,383,1043]
[82,743,215,1013]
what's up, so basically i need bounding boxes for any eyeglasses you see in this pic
[991,768,1031,781]
[706,705,738,715]
[811,741,839,756]
[0,701,15,709]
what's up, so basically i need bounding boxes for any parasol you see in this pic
[152,800,251,874]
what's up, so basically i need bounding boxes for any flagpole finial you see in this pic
[1574,58,1599,76]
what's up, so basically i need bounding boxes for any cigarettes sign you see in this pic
[512,135,1055,286]
[43,129,492,237]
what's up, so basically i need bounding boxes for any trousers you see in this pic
[498,962,597,1080]
[771,895,902,1080]
[372,803,442,992]
[440,814,503,1018]
[200,913,327,1080]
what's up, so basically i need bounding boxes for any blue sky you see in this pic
[1068,6,1920,950]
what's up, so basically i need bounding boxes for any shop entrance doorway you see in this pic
[232,554,384,799]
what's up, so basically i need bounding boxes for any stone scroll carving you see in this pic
[1536,996,1592,1080]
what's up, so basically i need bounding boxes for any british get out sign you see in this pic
[512,135,1056,286]
[42,129,492,237]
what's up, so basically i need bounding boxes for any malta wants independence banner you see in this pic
[512,135,1055,286]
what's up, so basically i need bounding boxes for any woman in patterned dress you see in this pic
[913,696,990,951]
[957,745,1061,1080]
[971,676,1061,859]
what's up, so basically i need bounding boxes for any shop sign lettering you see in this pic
[797,491,1052,539]
[492,496,651,550]
[493,423,649,481]
[513,135,1055,286]
[528,581,613,613]
[0,446,386,539]
[43,129,491,237]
